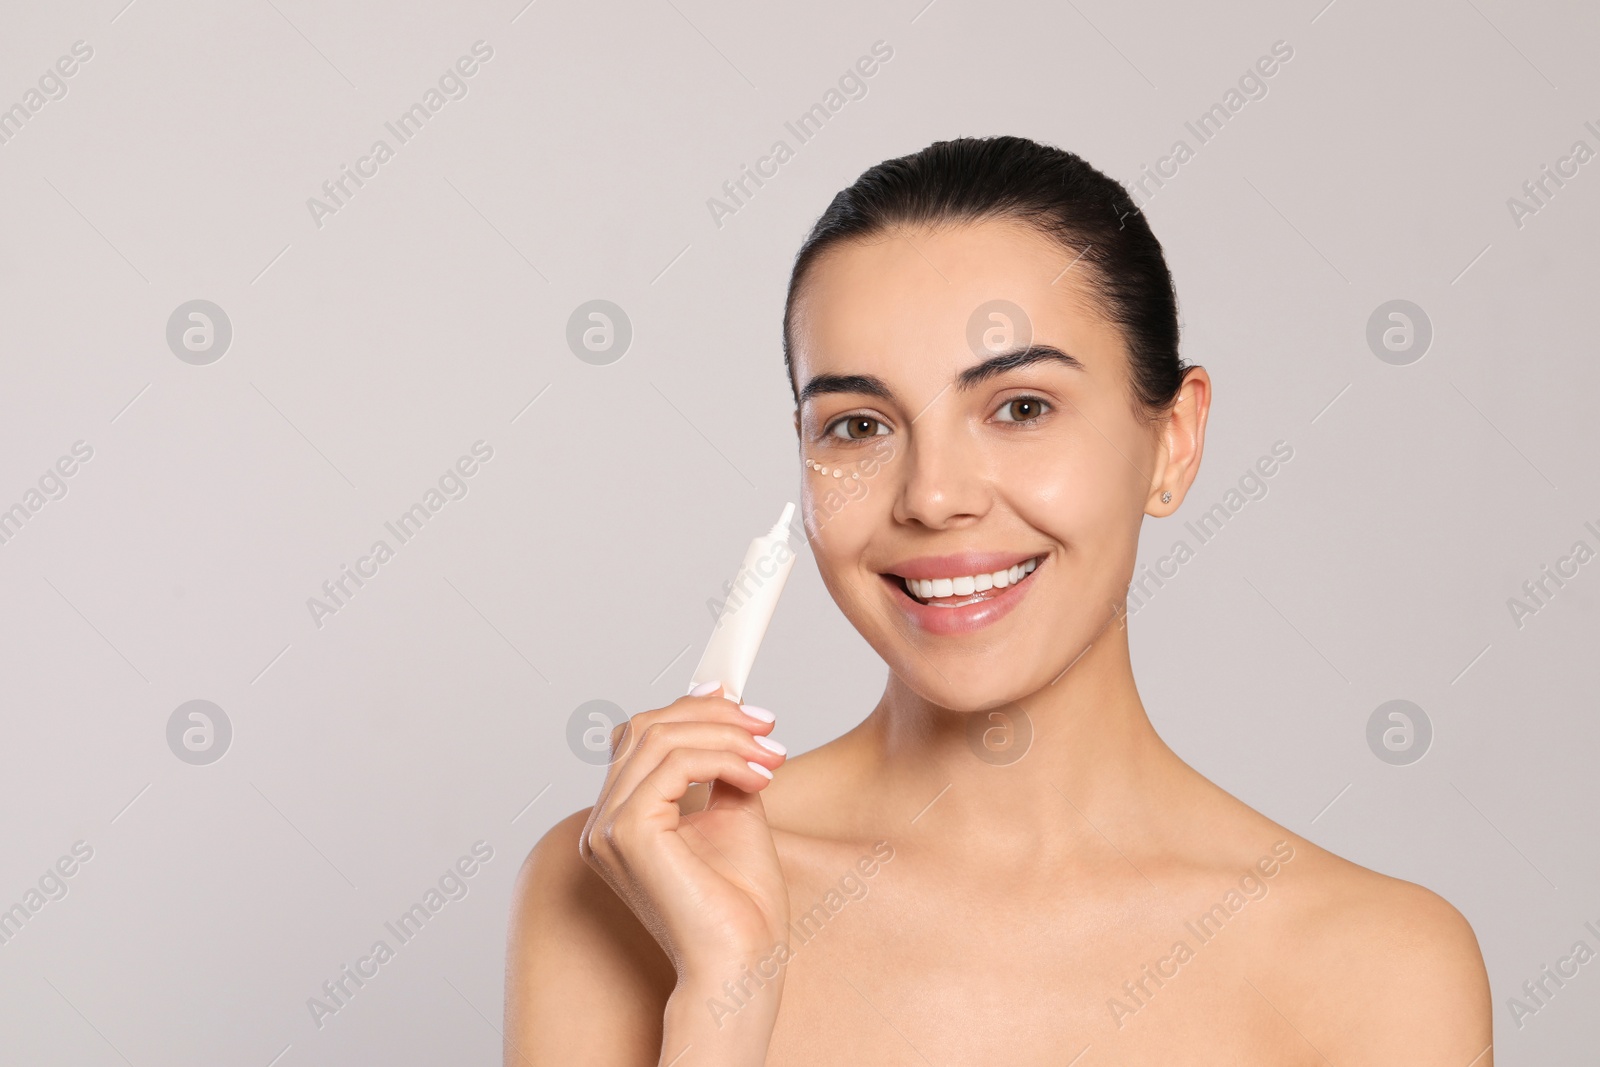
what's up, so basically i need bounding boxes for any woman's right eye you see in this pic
[827,416,890,440]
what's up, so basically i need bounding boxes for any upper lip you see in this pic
[881,552,1045,581]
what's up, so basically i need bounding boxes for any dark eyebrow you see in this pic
[957,345,1084,389]
[798,373,895,404]
[797,344,1084,405]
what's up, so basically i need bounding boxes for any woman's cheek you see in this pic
[801,474,876,558]
[1000,448,1089,529]
[1007,457,1130,607]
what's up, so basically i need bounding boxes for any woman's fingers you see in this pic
[594,688,775,808]
[571,684,793,983]
[584,746,778,865]
[601,720,785,818]
[579,687,785,875]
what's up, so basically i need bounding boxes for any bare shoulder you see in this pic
[1252,834,1493,1065]
[503,807,673,1066]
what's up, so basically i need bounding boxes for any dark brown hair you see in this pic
[782,135,1188,421]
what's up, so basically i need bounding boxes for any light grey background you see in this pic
[1,0,1595,1062]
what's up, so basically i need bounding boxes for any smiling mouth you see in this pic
[893,555,1043,607]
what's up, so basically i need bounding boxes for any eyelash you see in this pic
[823,413,892,442]
[993,395,1052,424]
[820,395,1053,441]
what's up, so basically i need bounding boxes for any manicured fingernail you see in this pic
[740,704,775,723]
[688,680,721,696]
[747,760,774,780]
[754,735,786,756]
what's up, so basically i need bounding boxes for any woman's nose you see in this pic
[892,417,991,530]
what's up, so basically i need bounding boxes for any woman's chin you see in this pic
[886,663,1039,715]
[874,610,1123,715]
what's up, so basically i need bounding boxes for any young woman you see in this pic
[504,136,1492,1066]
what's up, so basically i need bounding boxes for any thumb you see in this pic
[705,775,768,818]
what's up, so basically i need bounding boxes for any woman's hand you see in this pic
[580,682,790,1004]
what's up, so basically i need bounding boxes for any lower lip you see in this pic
[881,560,1043,636]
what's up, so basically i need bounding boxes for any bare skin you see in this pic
[504,219,1493,1066]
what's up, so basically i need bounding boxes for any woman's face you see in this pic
[791,218,1176,711]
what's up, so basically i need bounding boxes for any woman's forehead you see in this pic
[791,221,1120,389]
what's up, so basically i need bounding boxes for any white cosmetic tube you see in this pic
[686,502,798,703]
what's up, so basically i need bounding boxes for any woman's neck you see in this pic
[853,619,1185,865]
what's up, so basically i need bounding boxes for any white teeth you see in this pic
[903,556,1041,601]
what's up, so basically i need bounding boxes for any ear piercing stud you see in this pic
[806,458,861,480]
[1161,491,1172,503]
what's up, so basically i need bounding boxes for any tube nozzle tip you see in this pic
[773,501,796,537]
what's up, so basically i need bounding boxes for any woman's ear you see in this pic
[1149,366,1211,515]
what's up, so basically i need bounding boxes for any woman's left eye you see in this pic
[994,397,1050,423]
[827,416,890,440]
